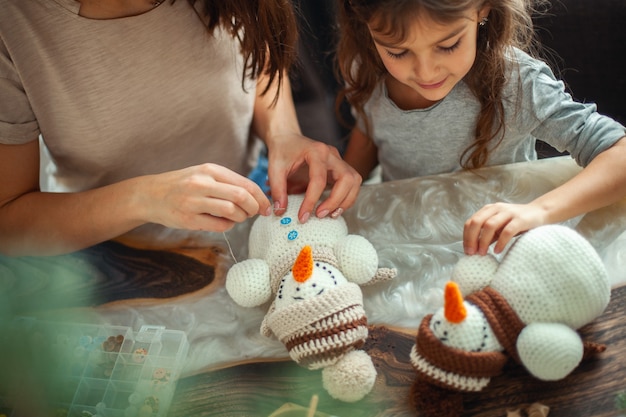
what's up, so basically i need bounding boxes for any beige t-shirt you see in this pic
[0,0,259,192]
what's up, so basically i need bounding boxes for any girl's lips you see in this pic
[419,78,447,89]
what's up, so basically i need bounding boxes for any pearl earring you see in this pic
[479,17,489,27]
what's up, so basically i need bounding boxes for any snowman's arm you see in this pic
[451,254,499,295]
[517,322,584,381]
[225,259,272,307]
[335,234,391,285]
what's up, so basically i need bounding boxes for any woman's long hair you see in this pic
[335,0,544,170]
[187,0,299,101]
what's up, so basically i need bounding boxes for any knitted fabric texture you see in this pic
[261,244,395,293]
[410,315,507,392]
[490,225,609,328]
[225,194,395,402]
[248,196,349,287]
[262,282,368,370]
[409,225,610,417]
[411,287,524,392]
[466,287,526,364]
[244,193,396,292]
[270,246,339,292]
[411,225,610,395]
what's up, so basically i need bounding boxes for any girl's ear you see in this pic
[478,4,491,22]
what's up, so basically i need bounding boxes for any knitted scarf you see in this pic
[411,287,525,392]
[262,282,368,370]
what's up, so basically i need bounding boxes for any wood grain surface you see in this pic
[1,230,624,417]
[169,285,626,417]
[0,240,221,312]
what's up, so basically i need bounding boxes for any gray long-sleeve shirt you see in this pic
[357,48,625,181]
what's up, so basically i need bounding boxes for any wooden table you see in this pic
[2,157,626,417]
[168,285,626,417]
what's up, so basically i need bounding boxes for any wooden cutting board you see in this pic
[0,240,223,311]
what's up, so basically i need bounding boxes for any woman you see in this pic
[0,0,361,256]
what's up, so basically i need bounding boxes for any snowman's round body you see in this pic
[232,194,384,304]
[489,225,610,328]
[248,194,350,285]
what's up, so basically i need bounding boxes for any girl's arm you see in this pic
[0,140,271,257]
[343,127,379,181]
[464,136,626,255]
[254,71,362,223]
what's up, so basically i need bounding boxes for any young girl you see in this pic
[335,0,626,256]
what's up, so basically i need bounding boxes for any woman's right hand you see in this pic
[0,140,271,256]
[140,163,272,232]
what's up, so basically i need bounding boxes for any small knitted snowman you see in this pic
[225,194,396,402]
[410,224,610,417]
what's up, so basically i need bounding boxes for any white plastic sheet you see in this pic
[94,156,626,376]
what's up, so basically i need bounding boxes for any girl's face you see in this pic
[369,7,489,109]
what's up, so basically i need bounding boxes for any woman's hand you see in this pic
[253,70,362,224]
[463,202,548,255]
[0,141,271,256]
[142,163,272,232]
[266,133,362,223]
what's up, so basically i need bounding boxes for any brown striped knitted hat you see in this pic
[261,282,368,370]
[410,287,525,392]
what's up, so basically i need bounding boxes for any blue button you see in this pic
[287,230,298,240]
[280,217,292,225]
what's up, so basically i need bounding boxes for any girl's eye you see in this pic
[386,50,408,59]
[438,39,461,54]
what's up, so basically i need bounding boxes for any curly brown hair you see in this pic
[186,0,299,101]
[335,0,545,170]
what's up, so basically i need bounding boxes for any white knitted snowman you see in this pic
[410,224,611,417]
[225,194,396,402]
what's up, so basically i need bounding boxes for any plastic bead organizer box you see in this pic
[0,318,189,417]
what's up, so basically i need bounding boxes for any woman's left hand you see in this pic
[266,133,362,223]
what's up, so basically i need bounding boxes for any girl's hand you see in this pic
[266,133,362,223]
[142,163,272,232]
[463,202,548,255]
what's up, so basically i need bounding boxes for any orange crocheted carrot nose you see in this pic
[444,281,467,323]
[293,245,313,283]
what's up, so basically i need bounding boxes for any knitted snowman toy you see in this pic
[410,224,611,417]
[225,194,396,402]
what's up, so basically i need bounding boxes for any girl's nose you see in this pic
[412,55,438,83]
